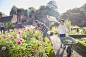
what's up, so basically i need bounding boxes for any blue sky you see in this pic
[0,0,86,16]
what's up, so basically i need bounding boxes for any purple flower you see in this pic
[20,36,22,38]
[3,36,6,38]
[2,47,6,50]
[0,53,2,55]
[10,36,14,39]
[18,31,21,34]
[18,41,21,45]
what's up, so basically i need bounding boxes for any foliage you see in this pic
[60,7,86,27]
[76,40,86,51]
[10,0,59,20]
[2,13,6,17]
[69,34,86,38]
[65,19,71,31]
[49,22,59,29]
[47,0,57,9]
[7,22,15,30]
[0,28,55,57]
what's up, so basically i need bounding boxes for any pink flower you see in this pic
[5,34,7,36]
[7,40,8,43]
[9,29,11,32]
[20,39,23,42]
[18,41,21,45]
[27,29,29,31]
[14,28,17,31]
[18,31,21,34]
[38,44,40,46]
[24,29,26,31]
[35,47,37,50]
[40,40,42,42]
[20,36,22,38]
[0,31,1,34]
[2,47,6,50]
[3,36,6,38]
[10,36,14,39]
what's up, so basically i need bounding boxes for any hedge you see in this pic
[69,34,86,38]
[75,40,86,51]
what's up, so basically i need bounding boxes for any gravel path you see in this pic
[50,35,86,57]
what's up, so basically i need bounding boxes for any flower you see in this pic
[27,29,29,31]
[0,53,2,55]
[0,31,1,34]
[10,36,14,39]
[2,47,6,50]
[35,47,37,50]
[20,39,23,42]
[9,29,11,32]
[18,41,21,45]
[40,40,41,41]
[7,40,8,43]
[18,31,21,34]
[20,36,22,38]
[14,28,17,31]
[5,34,7,36]
[38,44,40,46]
[3,36,6,38]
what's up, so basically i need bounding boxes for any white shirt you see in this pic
[57,24,69,34]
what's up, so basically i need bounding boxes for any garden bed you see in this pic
[0,28,56,57]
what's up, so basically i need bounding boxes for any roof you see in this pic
[46,15,57,22]
[0,16,13,22]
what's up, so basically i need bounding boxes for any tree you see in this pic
[47,0,58,9]
[60,8,86,27]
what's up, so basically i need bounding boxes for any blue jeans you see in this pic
[43,29,49,38]
[60,34,65,37]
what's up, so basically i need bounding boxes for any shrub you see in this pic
[69,34,86,38]
[0,28,56,57]
[7,22,15,30]
[76,40,86,51]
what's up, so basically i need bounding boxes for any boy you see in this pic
[57,19,69,48]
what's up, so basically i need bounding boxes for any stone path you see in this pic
[50,35,86,57]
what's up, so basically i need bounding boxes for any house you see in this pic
[0,9,35,30]
[39,15,57,27]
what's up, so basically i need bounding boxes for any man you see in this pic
[57,19,69,48]
[34,20,53,46]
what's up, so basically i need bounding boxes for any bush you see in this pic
[0,28,56,57]
[69,34,86,38]
[7,22,15,30]
[84,30,86,34]
[76,40,86,51]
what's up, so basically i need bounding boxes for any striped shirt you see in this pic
[35,22,48,33]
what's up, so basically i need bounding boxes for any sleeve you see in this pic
[65,25,69,33]
[57,25,60,33]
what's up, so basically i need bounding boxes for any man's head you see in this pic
[61,19,65,25]
[35,20,39,25]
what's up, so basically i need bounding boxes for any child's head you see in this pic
[61,19,64,25]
